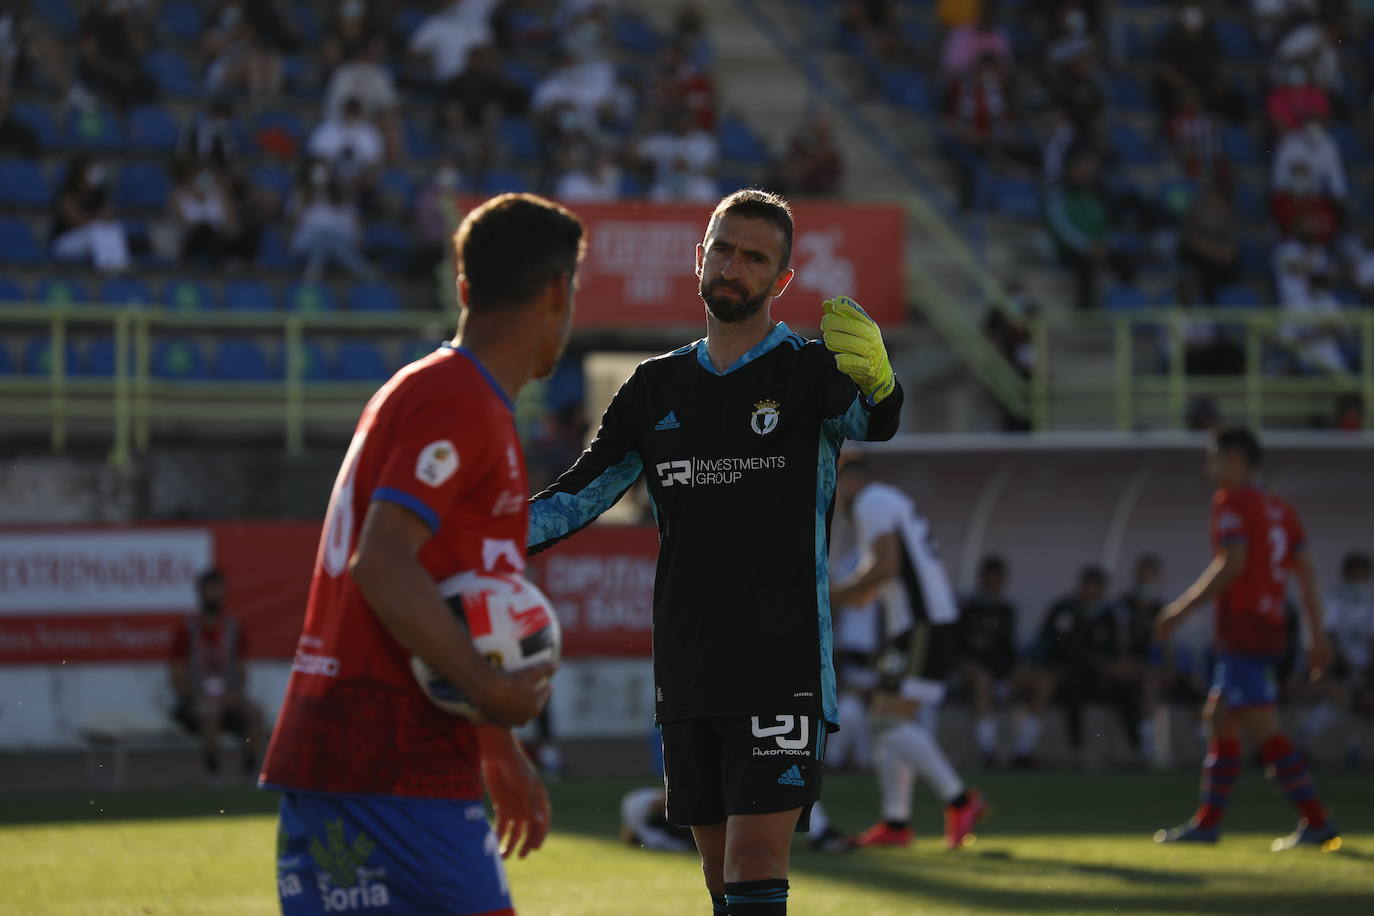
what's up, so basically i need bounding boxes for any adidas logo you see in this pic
[777,765,805,787]
[654,411,681,431]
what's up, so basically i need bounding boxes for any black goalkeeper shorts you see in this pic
[660,715,825,832]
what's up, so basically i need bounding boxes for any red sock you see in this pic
[1261,734,1328,829]
[1195,737,1242,829]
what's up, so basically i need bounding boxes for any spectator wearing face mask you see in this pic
[50,154,131,273]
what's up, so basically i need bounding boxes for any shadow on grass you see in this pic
[0,787,277,826]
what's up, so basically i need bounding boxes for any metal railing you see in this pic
[1029,308,1374,432]
[0,305,455,466]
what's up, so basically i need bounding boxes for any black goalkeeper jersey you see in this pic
[528,322,902,728]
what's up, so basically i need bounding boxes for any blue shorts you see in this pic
[1209,652,1281,710]
[275,792,513,916]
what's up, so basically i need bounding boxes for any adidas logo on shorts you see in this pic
[777,764,805,787]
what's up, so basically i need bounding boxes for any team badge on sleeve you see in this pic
[416,440,459,487]
[751,399,780,436]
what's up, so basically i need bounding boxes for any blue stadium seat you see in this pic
[618,172,647,198]
[378,168,418,205]
[364,223,413,272]
[152,337,209,380]
[145,49,203,98]
[252,111,307,152]
[33,0,77,38]
[9,102,58,150]
[480,169,531,194]
[0,219,43,265]
[290,341,330,381]
[1219,126,1262,166]
[719,116,769,164]
[289,0,324,44]
[0,276,25,305]
[33,276,89,306]
[1330,124,1362,163]
[0,159,53,208]
[347,281,401,312]
[880,71,933,114]
[23,335,80,376]
[612,13,661,53]
[162,278,216,311]
[156,0,204,40]
[212,338,276,380]
[0,341,12,374]
[1233,181,1264,220]
[402,116,439,161]
[1215,21,1261,60]
[284,281,337,313]
[114,162,171,210]
[993,177,1042,219]
[224,279,277,311]
[502,59,542,92]
[333,339,392,382]
[1107,73,1151,112]
[498,117,541,164]
[1104,285,1150,310]
[1216,285,1261,308]
[1109,122,1161,166]
[63,106,123,151]
[126,106,180,153]
[1237,236,1267,278]
[398,339,440,368]
[718,175,750,195]
[78,336,122,377]
[99,276,154,307]
[1155,178,1198,217]
[249,164,295,200]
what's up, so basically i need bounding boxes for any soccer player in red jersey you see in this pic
[1154,427,1340,851]
[260,194,585,915]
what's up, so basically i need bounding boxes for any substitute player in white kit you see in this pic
[830,453,990,850]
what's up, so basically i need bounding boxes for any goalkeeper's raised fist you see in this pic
[820,296,895,404]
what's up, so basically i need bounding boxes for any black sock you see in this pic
[885,819,909,831]
[725,878,788,914]
[710,890,730,914]
[948,790,969,808]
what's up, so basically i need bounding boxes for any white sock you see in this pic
[884,721,965,804]
[1014,716,1042,756]
[874,726,917,822]
[808,800,830,835]
[975,717,998,756]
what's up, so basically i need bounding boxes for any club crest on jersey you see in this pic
[751,399,780,436]
[415,440,458,487]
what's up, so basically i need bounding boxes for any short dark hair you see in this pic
[1213,425,1263,469]
[454,193,586,312]
[1135,552,1161,574]
[197,568,224,590]
[980,554,1007,577]
[1080,565,1107,587]
[1342,552,1372,579]
[708,189,794,270]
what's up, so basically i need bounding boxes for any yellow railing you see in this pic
[1030,308,1374,431]
[0,305,456,466]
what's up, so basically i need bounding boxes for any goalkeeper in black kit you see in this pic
[528,190,902,915]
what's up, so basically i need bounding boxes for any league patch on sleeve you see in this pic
[416,439,459,487]
[1216,510,1242,532]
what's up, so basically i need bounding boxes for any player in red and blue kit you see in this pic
[260,194,586,914]
[1154,427,1340,851]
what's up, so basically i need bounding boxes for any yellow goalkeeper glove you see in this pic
[820,295,895,404]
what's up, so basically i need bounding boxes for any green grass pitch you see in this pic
[2,770,1371,914]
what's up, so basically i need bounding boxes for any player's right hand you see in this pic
[472,662,556,727]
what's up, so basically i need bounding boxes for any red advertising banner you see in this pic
[459,197,907,330]
[528,525,658,657]
[0,521,657,663]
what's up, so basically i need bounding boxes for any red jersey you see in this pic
[1210,486,1306,656]
[261,345,529,799]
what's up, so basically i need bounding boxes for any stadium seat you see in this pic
[881,70,933,114]
[718,175,750,195]
[1216,284,1261,308]
[480,169,531,194]
[378,168,418,205]
[612,13,661,53]
[211,338,277,381]
[1330,124,1362,163]
[22,335,80,376]
[252,110,307,156]
[1104,285,1150,310]
[99,276,154,307]
[347,281,401,312]
[402,116,440,161]
[0,276,25,306]
[0,159,53,208]
[33,276,89,307]
[290,341,330,382]
[0,219,43,265]
[1233,181,1264,220]
[364,223,414,272]
[993,177,1042,219]
[249,164,295,200]
[1107,73,1151,112]
[33,0,77,37]
[289,0,324,44]
[162,278,216,312]
[719,116,770,164]
[156,0,204,41]
[1109,122,1161,166]
[398,339,441,368]
[502,59,542,92]
[618,172,647,198]
[1155,178,1198,217]
[498,117,542,164]
[1237,236,1267,278]
[151,337,210,380]
[9,102,58,150]
[284,281,337,313]
[63,106,123,151]
[114,162,171,211]
[0,341,12,375]
[1219,126,1262,166]
[224,279,278,311]
[333,339,392,382]
[77,336,123,377]
[145,49,203,98]
[1215,20,1261,60]
[126,106,181,153]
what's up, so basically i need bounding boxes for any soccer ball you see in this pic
[411,570,561,719]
